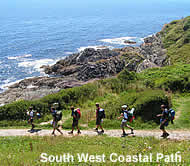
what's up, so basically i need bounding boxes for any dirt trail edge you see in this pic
[0,129,190,140]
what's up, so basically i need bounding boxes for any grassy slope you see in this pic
[168,94,190,129]
[161,16,190,64]
[0,136,189,165]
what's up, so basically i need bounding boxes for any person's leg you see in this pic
[100,125,104,132]
[121,122,126,135]
[126,124,134,134]
[56,122,63,135]
[160,123,168,137]
[95,118,100,131]
[56,128,63,135]
[75,121,81,134]
[99,119,104,132]
[69,120,75,134]
[31,119,34,130]
[77,126,81,134]
[52,121,56,135]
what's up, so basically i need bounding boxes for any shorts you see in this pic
[53,121,58,128]
[72,119,79,127]
[96,118,103,125]
[28,118,33,123]
[160,119,169,130]
[121,122,127,128]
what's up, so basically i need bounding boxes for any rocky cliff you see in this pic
[0,32,167,105]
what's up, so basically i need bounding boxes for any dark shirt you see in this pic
[162,109,169,120]
[96,107,105,119]
[51,110,57,121]
[71,109,77,120]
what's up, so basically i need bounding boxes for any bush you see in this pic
[97,89,168,123]
[139,64,190,92]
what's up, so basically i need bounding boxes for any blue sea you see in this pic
[0,0,190,92]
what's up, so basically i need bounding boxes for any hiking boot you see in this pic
[94,128,98,132]
[161,133,169,138]
[122,132,127,137]
[77,130,81,134]
[164,133,169,138]
[68,131,73,134]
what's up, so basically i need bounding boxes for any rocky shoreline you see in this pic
[0,32,167,105]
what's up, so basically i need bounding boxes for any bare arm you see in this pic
[117,113,124,120]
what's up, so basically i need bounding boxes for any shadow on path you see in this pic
[27,129,42,133]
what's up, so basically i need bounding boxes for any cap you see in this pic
[122,105,127,109]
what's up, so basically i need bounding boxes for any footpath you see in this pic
[0,129,190,140]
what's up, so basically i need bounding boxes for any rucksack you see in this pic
[127,108,135,123]
[75,108,81,120]
[56,111,62,121]
[168,108,175,124]
[98,108,105,119]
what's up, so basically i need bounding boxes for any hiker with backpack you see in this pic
[68,106,81,134]
[94,103,105,133]
[157,104,170,138]
[27,106,35,131]
[117,105,134,136]
[51,107,63,136]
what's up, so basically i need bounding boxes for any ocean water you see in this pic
[0,0,190,92]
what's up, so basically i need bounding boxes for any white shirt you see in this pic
[30,110,34,119]
[122,110,128,123]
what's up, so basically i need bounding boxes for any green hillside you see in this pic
[161,16,190,64]
[1,17,190,129]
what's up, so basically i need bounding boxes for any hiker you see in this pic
[118,105,134,136]
[27,107,35,131]
[51,107,63,136]
[157,104,170,138]
[94,103,105,133]
[68,106,81,134]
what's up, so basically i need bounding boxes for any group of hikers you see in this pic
[27,103,175,138]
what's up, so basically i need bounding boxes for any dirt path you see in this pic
[0,129,190,140]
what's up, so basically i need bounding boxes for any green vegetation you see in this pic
[0,69,168,128]
[161,16,190,64]
[1,16,190,166]
[1,16,190,130]
[0,136,189,165]
[139,64,190,92]
[167,94,190,129]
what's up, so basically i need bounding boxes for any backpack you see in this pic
[75,108,81,120]
[56,111,62,121]
[127,108,135,123]
[98,108,105,119]
[168,108,175,124]
[36,112,41,118]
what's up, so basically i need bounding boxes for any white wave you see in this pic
[18,58,55,71]
[64,52,73,55]
[0,78,23,91]
[99,36,138,45]
[0,76,41,92]
[77,45,113,52]
[8,54,32,60]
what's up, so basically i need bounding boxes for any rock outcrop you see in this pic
[140,33,167,68]
[42,48,124,81]
[0,32,167,104]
